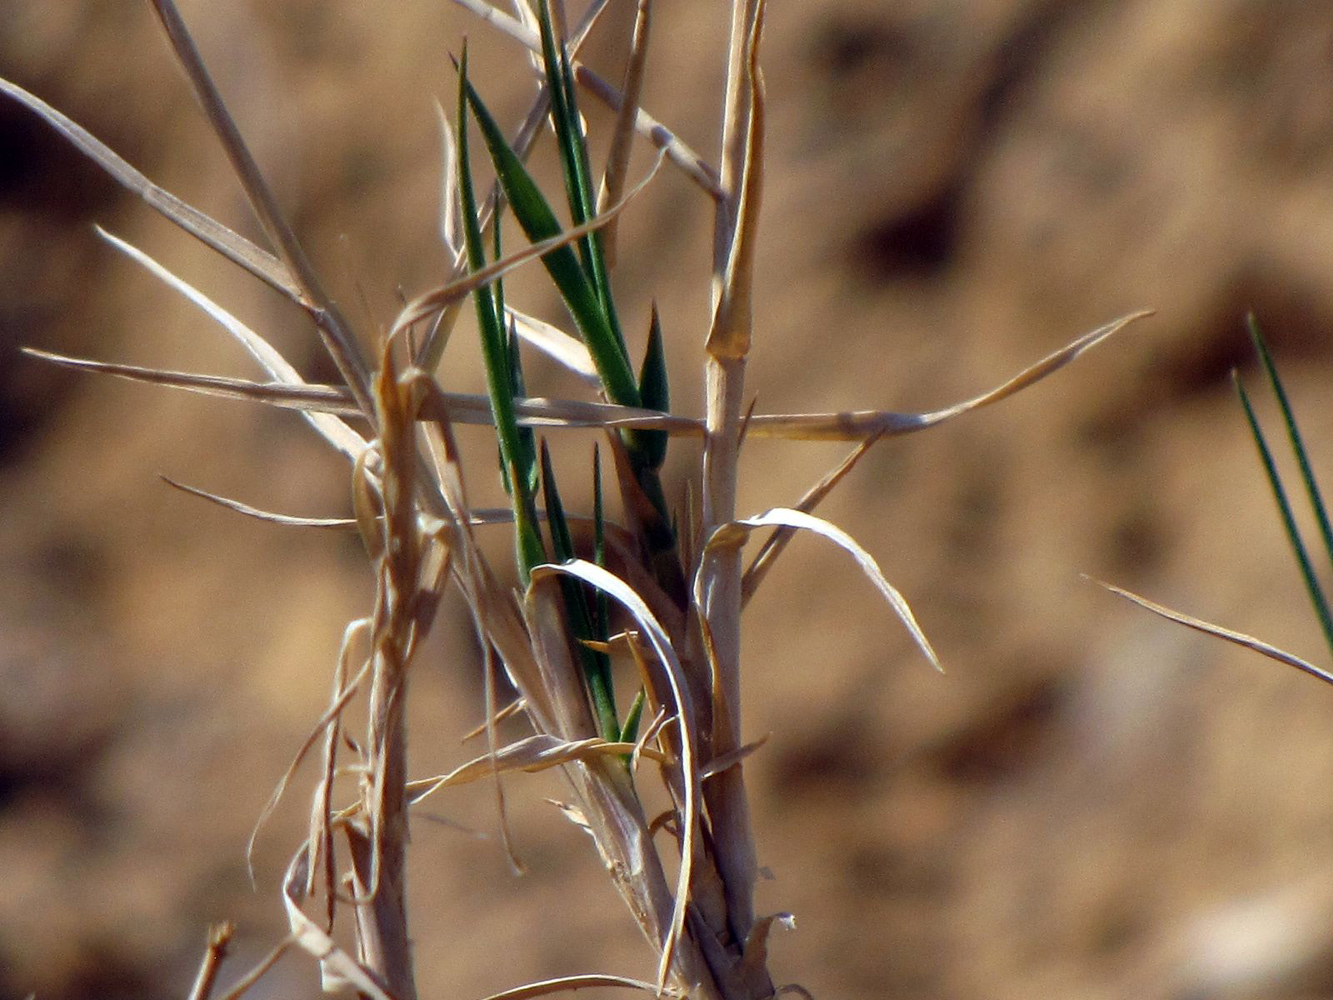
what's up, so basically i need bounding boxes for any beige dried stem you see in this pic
[694,4,771,997]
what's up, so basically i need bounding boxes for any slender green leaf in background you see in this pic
[1234,349,1333,660]
[1247,315,1333,583]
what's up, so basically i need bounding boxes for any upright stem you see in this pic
[352,662,417,1000]
[697,2,768,996]
[347,361,421,1000]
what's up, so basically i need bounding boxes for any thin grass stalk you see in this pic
[346,357,432,1000]
[146,0,373,414]
[185,923,234,1000]
[696,4,769,990]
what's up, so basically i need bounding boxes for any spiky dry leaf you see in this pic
[699,507,942,673]
[1095,579,1333,685]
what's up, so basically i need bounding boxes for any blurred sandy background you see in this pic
[5,2,1333,998]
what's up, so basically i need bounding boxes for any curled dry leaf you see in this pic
[406,734,664,806]
[282,847,399,1000]
[698,507,942,673]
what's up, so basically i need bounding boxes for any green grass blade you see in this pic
[636,303,669,471]
[457,50,545,580]
[619,687,646,746]
[496,219,539,499]
[1234,370,1333,657]
[460,74,640,410]
[593,443,610,638]
[591,447,618,738]
[539,442,618,739]
[535,3,596,256]
[492,204,506,327]
[554,43,625,349]
[1248,315,1333,581]
[507,321,540,499]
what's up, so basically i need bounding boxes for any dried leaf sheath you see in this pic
[348,355,433,1000]
[695,5,769,992]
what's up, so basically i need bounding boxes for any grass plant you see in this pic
[4,2,1147,997]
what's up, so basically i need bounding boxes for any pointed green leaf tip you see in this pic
[456,47,544,579]
[637,303,670,470]
[1247,314,1333,583]
[458,70,640,411]
[534,0,625,356]
[1234,343,1333,660]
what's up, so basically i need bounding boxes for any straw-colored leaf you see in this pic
[707,0,764,361]
[146,0,373,412]
[699,733,769,781]
[411,372,697,433]
[506,308,600,385]
[745,311,1151,440]
[1094,579,1333,685]
[93,228,369,461]
[742,433,882,604]
[407,734,662,805]
[281,847,399,1000]
[436,99,466,266]
[698,507,942,673]
[32,310,1148,446]
[24,348,359,416]
[160,476,357,529]
[526,559,698,992]
[0,76,301,302]
[476,974,685,1000]
[29,346,689,436]
[597,0,652,268]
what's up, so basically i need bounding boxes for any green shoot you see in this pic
[1236,318,1333,661]
[456,49,545,580]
